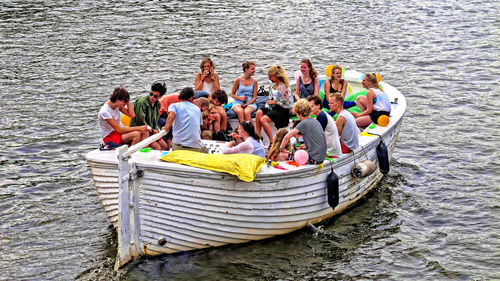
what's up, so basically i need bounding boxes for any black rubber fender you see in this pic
[377,141,390,175]
[327,171,339,208]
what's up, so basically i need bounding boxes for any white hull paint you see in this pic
[86,76,406,269]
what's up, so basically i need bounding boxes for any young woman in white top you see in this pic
[222,121,265,158]
[194,57,220,96]
[352,73,391,128]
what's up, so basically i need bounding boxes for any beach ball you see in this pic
[294,149,309,165]
[377,115,390,127]
[121,114,131,126]
[294,70,302,81]
[376,73,382,83]
[325,64,334,77]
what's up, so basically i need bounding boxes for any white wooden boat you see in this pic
[85,71,406,269]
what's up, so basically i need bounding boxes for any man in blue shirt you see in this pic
[162,87,205,152]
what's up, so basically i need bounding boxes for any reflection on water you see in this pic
[0,0,499,280]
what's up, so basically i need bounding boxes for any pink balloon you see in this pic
[294,70,302,81]
[294,149,309,165]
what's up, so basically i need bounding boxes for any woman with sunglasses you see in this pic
[222,121,265,158]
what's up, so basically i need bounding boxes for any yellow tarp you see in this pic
[160,150,265,182]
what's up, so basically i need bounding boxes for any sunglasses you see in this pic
[150,92,159,98]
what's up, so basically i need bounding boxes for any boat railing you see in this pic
[121,130,167,158]
[115,129,167,270]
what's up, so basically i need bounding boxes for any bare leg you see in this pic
[255,110,264,138]
[356,96,367,112]
[158,138,169,150]
[244,106,255,122]
[122,131,142,146]
[150,141,161,150]
[140,131,149,141]
[233,105,245,122]
[261,115,273,144]
[355,115,372,129]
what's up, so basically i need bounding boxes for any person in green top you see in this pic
[130,82,169,150]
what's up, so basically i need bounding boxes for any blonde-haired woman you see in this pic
[201,104,220,135]
[267,128,291,162]
[194,57,220,97]
[255,65,293,144]
[295,58,319,101]
[352,73,391,128]
[230,61,258,122]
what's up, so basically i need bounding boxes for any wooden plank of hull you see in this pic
[88,163,120,226]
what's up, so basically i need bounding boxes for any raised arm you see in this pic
[194,73,203,91]
[212,72,221,92]
[119,100,135,119]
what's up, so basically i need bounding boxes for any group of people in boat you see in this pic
[97,57,392,165]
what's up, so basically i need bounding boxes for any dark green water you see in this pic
[0,0,499,280]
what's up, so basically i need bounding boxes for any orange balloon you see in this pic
[376,73,382,83]
[121,114,131,127]
[377,115,389,127]
[325,65,334,77]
